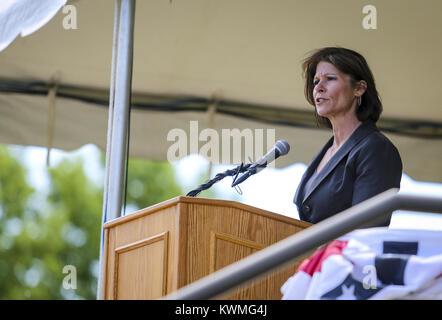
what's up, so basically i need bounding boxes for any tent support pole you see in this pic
[97,0,136,300]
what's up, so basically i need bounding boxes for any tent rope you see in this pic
[46,73,61,167]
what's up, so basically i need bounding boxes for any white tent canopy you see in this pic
[0,0,441,182]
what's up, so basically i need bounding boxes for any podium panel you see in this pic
[102,196,311,300]
[114,232,169,299]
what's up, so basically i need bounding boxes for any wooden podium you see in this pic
[101,196,311,300]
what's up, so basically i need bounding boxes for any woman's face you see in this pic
[313,61,358,120]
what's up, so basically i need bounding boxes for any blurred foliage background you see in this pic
[0,144,189,299]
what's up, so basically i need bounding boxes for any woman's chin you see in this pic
[316,110,330,118]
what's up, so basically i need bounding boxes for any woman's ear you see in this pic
[355,80,368,97]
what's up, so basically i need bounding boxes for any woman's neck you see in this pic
[330,116,362,148]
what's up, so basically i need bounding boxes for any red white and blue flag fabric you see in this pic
[281,228,442,300]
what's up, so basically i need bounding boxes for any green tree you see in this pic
[0,146,34,298]
[46,158,103,299]
[124,157,183,211]
[0,152,102,299]
[0,145,184,299]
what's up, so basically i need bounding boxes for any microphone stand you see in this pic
[186,163,252,197]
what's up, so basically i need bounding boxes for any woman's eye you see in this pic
[314,77,335,85]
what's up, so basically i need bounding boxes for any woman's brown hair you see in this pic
[303,47,382,128]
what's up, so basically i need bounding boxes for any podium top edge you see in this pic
[103,196,311,229]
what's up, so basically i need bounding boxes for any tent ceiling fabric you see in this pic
[1,92,441,183]
[0,0,67,51]
[0,0,441,182]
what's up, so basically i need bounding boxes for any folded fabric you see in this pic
[0,0,66,52]
[281,227,442,300]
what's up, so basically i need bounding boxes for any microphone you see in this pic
[231,140,290,187]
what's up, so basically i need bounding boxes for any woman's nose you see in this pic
[315,81,326,93]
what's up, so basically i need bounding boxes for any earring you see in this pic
[357,96,362,107]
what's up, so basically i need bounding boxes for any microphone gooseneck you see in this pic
[186,140,290,197]
[231,140,290,187]
[186,163,251,197]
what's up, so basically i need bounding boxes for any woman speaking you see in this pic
[294,47,402,227]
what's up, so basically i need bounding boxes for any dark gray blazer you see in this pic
[294,120,402,227]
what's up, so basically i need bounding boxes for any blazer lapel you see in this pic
[294,136,333,204]
[302,121,378,203]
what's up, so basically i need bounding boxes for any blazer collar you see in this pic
[298,120,378,204]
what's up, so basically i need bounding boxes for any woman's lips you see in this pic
[316,98,328,105]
